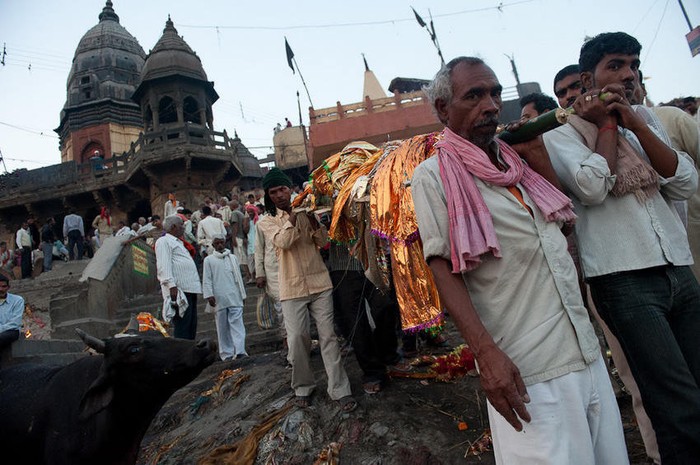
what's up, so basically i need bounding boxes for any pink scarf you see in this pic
[436,128,576,273]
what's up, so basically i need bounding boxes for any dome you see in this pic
[140,18,208,83]
[63,1,146,109]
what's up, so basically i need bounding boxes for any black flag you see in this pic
[411,7,426,28]
[284,37,295,74]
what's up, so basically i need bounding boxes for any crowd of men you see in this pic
[2,29,699,464]
[411,31,699,465]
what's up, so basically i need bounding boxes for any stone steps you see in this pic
[2,338,88,367]
[6,283,282,366]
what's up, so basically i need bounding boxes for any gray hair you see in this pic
[163,215,183,231]
[423,56,486,120]
[211,233,226,241]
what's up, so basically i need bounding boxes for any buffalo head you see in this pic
[76,328,217,419]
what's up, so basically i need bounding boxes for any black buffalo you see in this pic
[0,329,217,465]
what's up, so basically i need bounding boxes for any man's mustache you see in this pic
[474,116,499,128]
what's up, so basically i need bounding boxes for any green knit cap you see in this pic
[262,167,292,190]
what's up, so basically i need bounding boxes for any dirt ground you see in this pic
[138,319,652,465]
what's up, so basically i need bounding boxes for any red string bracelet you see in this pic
[598,125,617,134]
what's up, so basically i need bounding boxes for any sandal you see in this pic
[338,395,357,413]
[295,395,311,408]
[362,380,383,395]
[387,359,413,373]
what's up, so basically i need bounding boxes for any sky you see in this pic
[0,0,698,173]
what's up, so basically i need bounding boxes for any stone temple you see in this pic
[0,1,261,242]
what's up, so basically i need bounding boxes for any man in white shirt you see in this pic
[155,215,202,340]
[0,275,24,357]
[202,234,247,361]
[62,209,85,261]
[196,206,226,257]
[543,32,700,464]
[114,221,136,237]
[15,222,32,279]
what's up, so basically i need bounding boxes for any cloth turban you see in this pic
[262,168,292,190]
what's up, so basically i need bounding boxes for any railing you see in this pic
[129,123,233,153]
[309,90,430,125]
[0,124,235,198]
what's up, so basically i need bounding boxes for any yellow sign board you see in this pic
[132,244,149,276]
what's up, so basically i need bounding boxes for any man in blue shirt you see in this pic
[0,275,24,353]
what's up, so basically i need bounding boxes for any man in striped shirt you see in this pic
[156,215,202,340]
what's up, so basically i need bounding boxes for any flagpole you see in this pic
[292,56,314,109]
[428,9,445,66]
[296,91,303,126]
[411,7,445,67]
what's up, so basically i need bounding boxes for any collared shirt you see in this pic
[218,205,232,225]
[197,216,227,247]
[41,224,56,243]
[412,154,600,386]
[202,250,247,308]
[155,233,202,297]
[137,223,163,238]
[268,209,332,301]
[92,215,113,238]
[164,200,180,218]
[115,226,136,237]
[184,220,196,244]
[543,122,698,278]
[62,214,84,237]
[230,210,245,239]
[0,293,24,332]
[255,214,281,301]
[16,228,31,249]
[651,106,700,225]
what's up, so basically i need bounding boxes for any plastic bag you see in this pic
[256,292,276,329]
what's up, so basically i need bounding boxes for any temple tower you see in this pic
[55,1,145,164]
[129,17,252,214]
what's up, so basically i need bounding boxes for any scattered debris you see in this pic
[313,442,342,465]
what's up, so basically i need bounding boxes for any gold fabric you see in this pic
[391,239,443,331]
[328,149,381,243]
[368,132,444,331]
[370,132,443,242]
[197,404,292,465]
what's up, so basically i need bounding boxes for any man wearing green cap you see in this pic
[260,168,356,411]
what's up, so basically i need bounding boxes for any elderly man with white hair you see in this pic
[155,215,201,339]
[202,233,248,360]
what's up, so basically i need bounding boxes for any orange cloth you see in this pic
[370,132,443,242]
[369,133,444,330]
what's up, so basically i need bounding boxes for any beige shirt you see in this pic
[255,214,281,301]
[91,216,113,238]
[412,155,600,386]
[652,105,700,279]
[267,209,332,301]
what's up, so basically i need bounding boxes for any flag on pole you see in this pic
[411,7,426,28]
[284,37,295,74]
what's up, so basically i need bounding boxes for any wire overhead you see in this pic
[179,1,533,30]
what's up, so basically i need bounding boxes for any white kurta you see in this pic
[202,250,247,359]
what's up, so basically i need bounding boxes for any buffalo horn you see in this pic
[76,328,106,353]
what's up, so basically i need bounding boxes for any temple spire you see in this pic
[98,0,119,23]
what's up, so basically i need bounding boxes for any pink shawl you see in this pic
[436,128,576,273]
